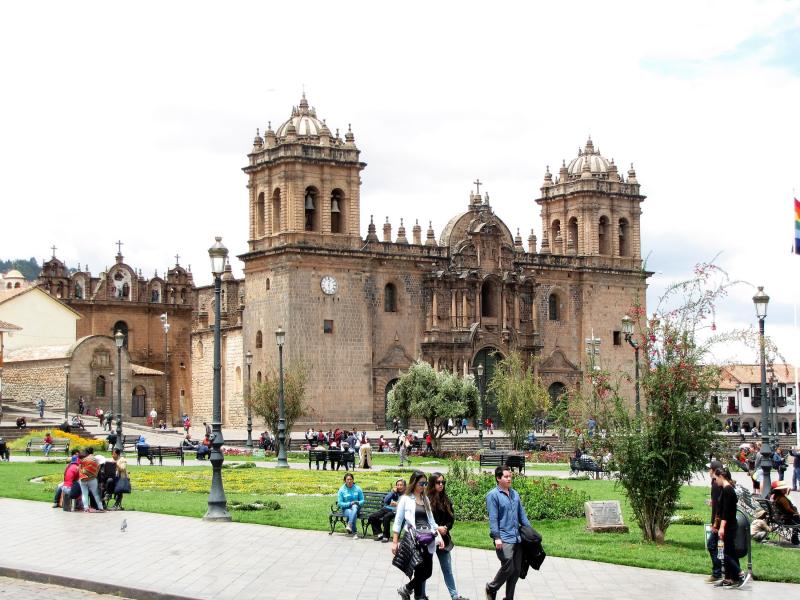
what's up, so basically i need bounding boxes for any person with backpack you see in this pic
[714,467,749,588]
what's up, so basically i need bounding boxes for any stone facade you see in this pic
[36,251,193,425]
[229,96,650,429]
[3,335,162,424]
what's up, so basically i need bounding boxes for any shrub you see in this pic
[446,460,587,522]
[527,451,571,463]
[229,500,281,511]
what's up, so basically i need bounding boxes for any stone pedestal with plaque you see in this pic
[584,500,629,533]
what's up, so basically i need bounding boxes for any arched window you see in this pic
[384,283,397,312]
[113,321,129,348]
[255,331,263,349]
[551,220,562,250]
[548,293,560,321]
[13,282,20,288]
[304,186,319,232]
[271,188,282,234]
[180,288,187,304]
[265,278,271,291]
[197,340,204,358]
[598,216,610,255]
[481,280,497,318]
[56,282,64,298]
[256,371,262,384]
[618,218,630,257]
[132,385,146,417]
[256,191,265,237]
[330,189,344,234]
[95,375,106,397]
[568,217,579,253]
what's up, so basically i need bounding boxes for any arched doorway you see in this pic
[132,385,146,417]
[472,347,504,425]
[385,378,399,428]
[547,382,567,422]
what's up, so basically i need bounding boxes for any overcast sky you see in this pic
[1,1,798,366]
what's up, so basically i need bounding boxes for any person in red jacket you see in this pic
[425,432,433,454]
[52,452,80,508]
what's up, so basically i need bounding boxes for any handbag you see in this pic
[115,477,132,494]
[415,527,435,546]
[392,530,423,578]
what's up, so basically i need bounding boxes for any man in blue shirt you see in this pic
[367,478,406,541]
[485,466,531,600]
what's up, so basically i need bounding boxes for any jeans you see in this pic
[343,505,359,532]
[79,478,103,511]
[421,550,458,599]
[793,466,800,491]
[43,444,52,457]
[706,528,722,578]
[53,483,65,505]
[488,542,522,599]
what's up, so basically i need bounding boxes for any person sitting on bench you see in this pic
[53,452,80,508]
[136,435,154,465]
[368,478,406,541]
[770,480,800,545]
[196,435,211,460]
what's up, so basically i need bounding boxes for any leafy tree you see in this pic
[608,263,735,543]
[387,361,479,453]
[247,362,311,438]
[487,352,550,450]
[0,257,40,280]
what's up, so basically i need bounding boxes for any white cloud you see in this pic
[1,0,799,363]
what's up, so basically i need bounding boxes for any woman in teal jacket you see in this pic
[337,472,364,536]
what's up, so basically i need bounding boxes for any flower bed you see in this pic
[9,429,104,452]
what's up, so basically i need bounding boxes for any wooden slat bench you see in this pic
[25,437,70,456]
[479,451,526,474]
[328,491,386,536]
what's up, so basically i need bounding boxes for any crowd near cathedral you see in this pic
[1,94,647,429]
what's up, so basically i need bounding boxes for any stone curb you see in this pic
[0,565,195,600]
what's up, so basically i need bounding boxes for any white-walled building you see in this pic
[0,287,80,351]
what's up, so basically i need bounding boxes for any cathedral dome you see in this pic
[4,269,24,279]
[566,137,612,177]
[275,93,326,138]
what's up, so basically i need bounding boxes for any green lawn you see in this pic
[1,462,797,583]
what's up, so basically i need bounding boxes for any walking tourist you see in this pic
[425,432,433,454]
[337,472,364,537]
[461,417,468,435]
[392,417,400,434]
[78,397,85,415]
[714,467,748,587]
[149,407,157,428]
[0,437,10,461]
[37,398,45,417]
[359,437,373,468]
[770,480,800,545]
[182,414,191,433]
[368,478,405,541]
[78,447,104,512]
[751,442,762,494]
[398,433,410,466]
[105,411,113,431]
[392,470,443,600]
[485,466,531,600]
[425,472,469,600]
[704,459,723,584]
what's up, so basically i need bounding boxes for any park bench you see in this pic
[328,491,386,536]
[136,445,186,466]
[122,435,142,452]
[25,437,70,456]
[308,448,350,470]
[479,451,526,474]
[754,496,800,544]
[569,456,609,479]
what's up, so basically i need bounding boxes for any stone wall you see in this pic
[3,359,67,409]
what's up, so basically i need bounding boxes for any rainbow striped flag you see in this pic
[796,197,800,253]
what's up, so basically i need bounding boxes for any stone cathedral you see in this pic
[197,94,648,429]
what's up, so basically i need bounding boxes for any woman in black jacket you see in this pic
[425,472,468,600]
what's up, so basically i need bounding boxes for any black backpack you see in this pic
[734,512,750,559]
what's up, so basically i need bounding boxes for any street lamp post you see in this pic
[205,236,231,521]
[108,370,114,428]
[475,363,485,449]
[621,316,641,417]
[245,351,253,449]
[585,332,601,416]
[753,286,773,498]
[63,364,70,421]
[114,331,124,452]
[160,313,170,426]
[275,327,289,468]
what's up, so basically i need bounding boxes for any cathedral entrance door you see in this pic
[472,347,503,426]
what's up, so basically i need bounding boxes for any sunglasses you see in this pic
[435,480,445,485]
[418,481,428,487]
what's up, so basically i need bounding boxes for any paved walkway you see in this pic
[0,576,132,600]
[0,498,797,600]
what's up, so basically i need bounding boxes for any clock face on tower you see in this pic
[320,275,338,295]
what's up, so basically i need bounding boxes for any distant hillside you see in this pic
[0,258,40,280]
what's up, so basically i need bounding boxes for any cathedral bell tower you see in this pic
[243,94,367,251]
[536,137,645,267]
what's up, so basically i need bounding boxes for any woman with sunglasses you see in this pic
[392,470,444,600]
[424,472,468,600]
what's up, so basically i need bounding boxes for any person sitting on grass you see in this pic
[43,432,54,457]
[337,472,364,537]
